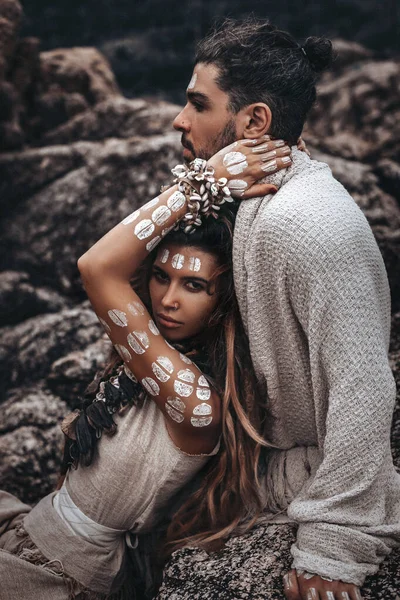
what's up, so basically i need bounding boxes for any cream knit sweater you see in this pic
[233,148,400,586]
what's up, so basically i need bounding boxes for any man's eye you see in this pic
[192,103,205,112]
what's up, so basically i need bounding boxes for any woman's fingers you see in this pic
[283,570,302,600]
[241,183,277,199]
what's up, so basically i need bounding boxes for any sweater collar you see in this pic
[260,146,311,192]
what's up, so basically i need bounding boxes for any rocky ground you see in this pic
[0,0,399,597]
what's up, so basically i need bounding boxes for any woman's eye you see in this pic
[152,270,168,283]
[186,281,204,292]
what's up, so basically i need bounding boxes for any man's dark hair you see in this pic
[195,17,334,145]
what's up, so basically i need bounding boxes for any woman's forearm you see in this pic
[78,184,186,283]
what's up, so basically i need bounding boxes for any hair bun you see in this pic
[303,36,334,73]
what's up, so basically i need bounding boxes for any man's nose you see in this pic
[173,106,190,132]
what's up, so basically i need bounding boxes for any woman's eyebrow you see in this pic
[181,276,209,285]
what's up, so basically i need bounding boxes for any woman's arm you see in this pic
[78,138,290,454]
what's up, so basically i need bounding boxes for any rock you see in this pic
[0,132,181,294]
[40,96,181,146]
[0,302,103,395]
[0,385,67,504]
[0,270,67,326]
[306,60,400,162]
[47,336,112,408]
[331,38,374,71]
[375,159,400,200]
[40,47,120,104]
[0,0,22,77]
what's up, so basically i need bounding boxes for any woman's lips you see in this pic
[157,315,182,329]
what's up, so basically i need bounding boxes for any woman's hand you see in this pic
[207,135,292,199]
[283,569,363,600]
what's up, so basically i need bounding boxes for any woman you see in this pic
[0,135,292,599]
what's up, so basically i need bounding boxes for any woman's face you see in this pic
[149,244,221,342]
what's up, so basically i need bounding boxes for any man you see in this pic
[162,17,400,600]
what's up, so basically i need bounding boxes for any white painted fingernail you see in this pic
[282,156,292,164]
[262,150,277,161]
[326,592,335,600]
[310,589,319,600]
[282,146,291,155]
[303,572,315,580]
[341,593,350,600]
[274,139,285,148]
[261,159,277,173]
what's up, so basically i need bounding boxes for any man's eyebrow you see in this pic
[186,91,212,107]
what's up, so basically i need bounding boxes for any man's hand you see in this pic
[283,570,363,600]
[207,135,292,199]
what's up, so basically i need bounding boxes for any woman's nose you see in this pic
[173,106,190,132]
[161,286,180,310]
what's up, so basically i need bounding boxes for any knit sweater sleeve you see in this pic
[282,195,398,586]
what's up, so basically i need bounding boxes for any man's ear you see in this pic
[240,103,272,139]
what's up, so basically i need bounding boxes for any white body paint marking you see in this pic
[223,151,247,167]
[178,369,195,383]
[191,416,213,427]
[174,381,194,397]
[303,573,315,580]
[160,249,169,263]
[227,179,248,192]
[127,301,145,316]
[187,73,197,90]
[148,319,160,336]
[171,253,185,269]
[179,353,192,364]
[121,210,140,225]
[152,362,170,382]
[152,206,171,226]
[227,161,248,175]
[167,191,186,212]
[193,403,212,416]
[198,375,209,387]
[157,356,174,373]
[161,225,175,237]
[108,309,128,327]
[98,317,111,334]
[146,236,161,252]
[166,404,184,423]
[127,330,150,354]
[196,387,211,401]
[188,257,201,271]
[142,377,160,397]
[145,197,160,209]
[134,219,155,240]
[167,397,186,412]
[326,593,335,600]
[114,344,132,362]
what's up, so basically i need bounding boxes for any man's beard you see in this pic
[183,118,237,163]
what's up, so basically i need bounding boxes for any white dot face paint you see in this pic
[152,362,171,382]
[122,210,140,225]
[134,219,155,240]
[191,416,213,428]
[127,330,150,354]
[171,253,185,269]
[187,73,197,90]
[127,301,145,316]
[108,309,128,327]
[167,191,186,212]
[160,249,169,263]
[152,206,171,226]
[188,257,201,272]
[142,377,160,397]
[148,319,160,336]
[179,353,192,365]
[166,404,184,423]
[114,344,132,362]
[145,197,160,209]
[174,381,194,397]
[178,369,195,383]
[98,317,111,334]
[193,403,212,416]
[157,356,174,373]
[167,397,186,412]
[146,236,161,252]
